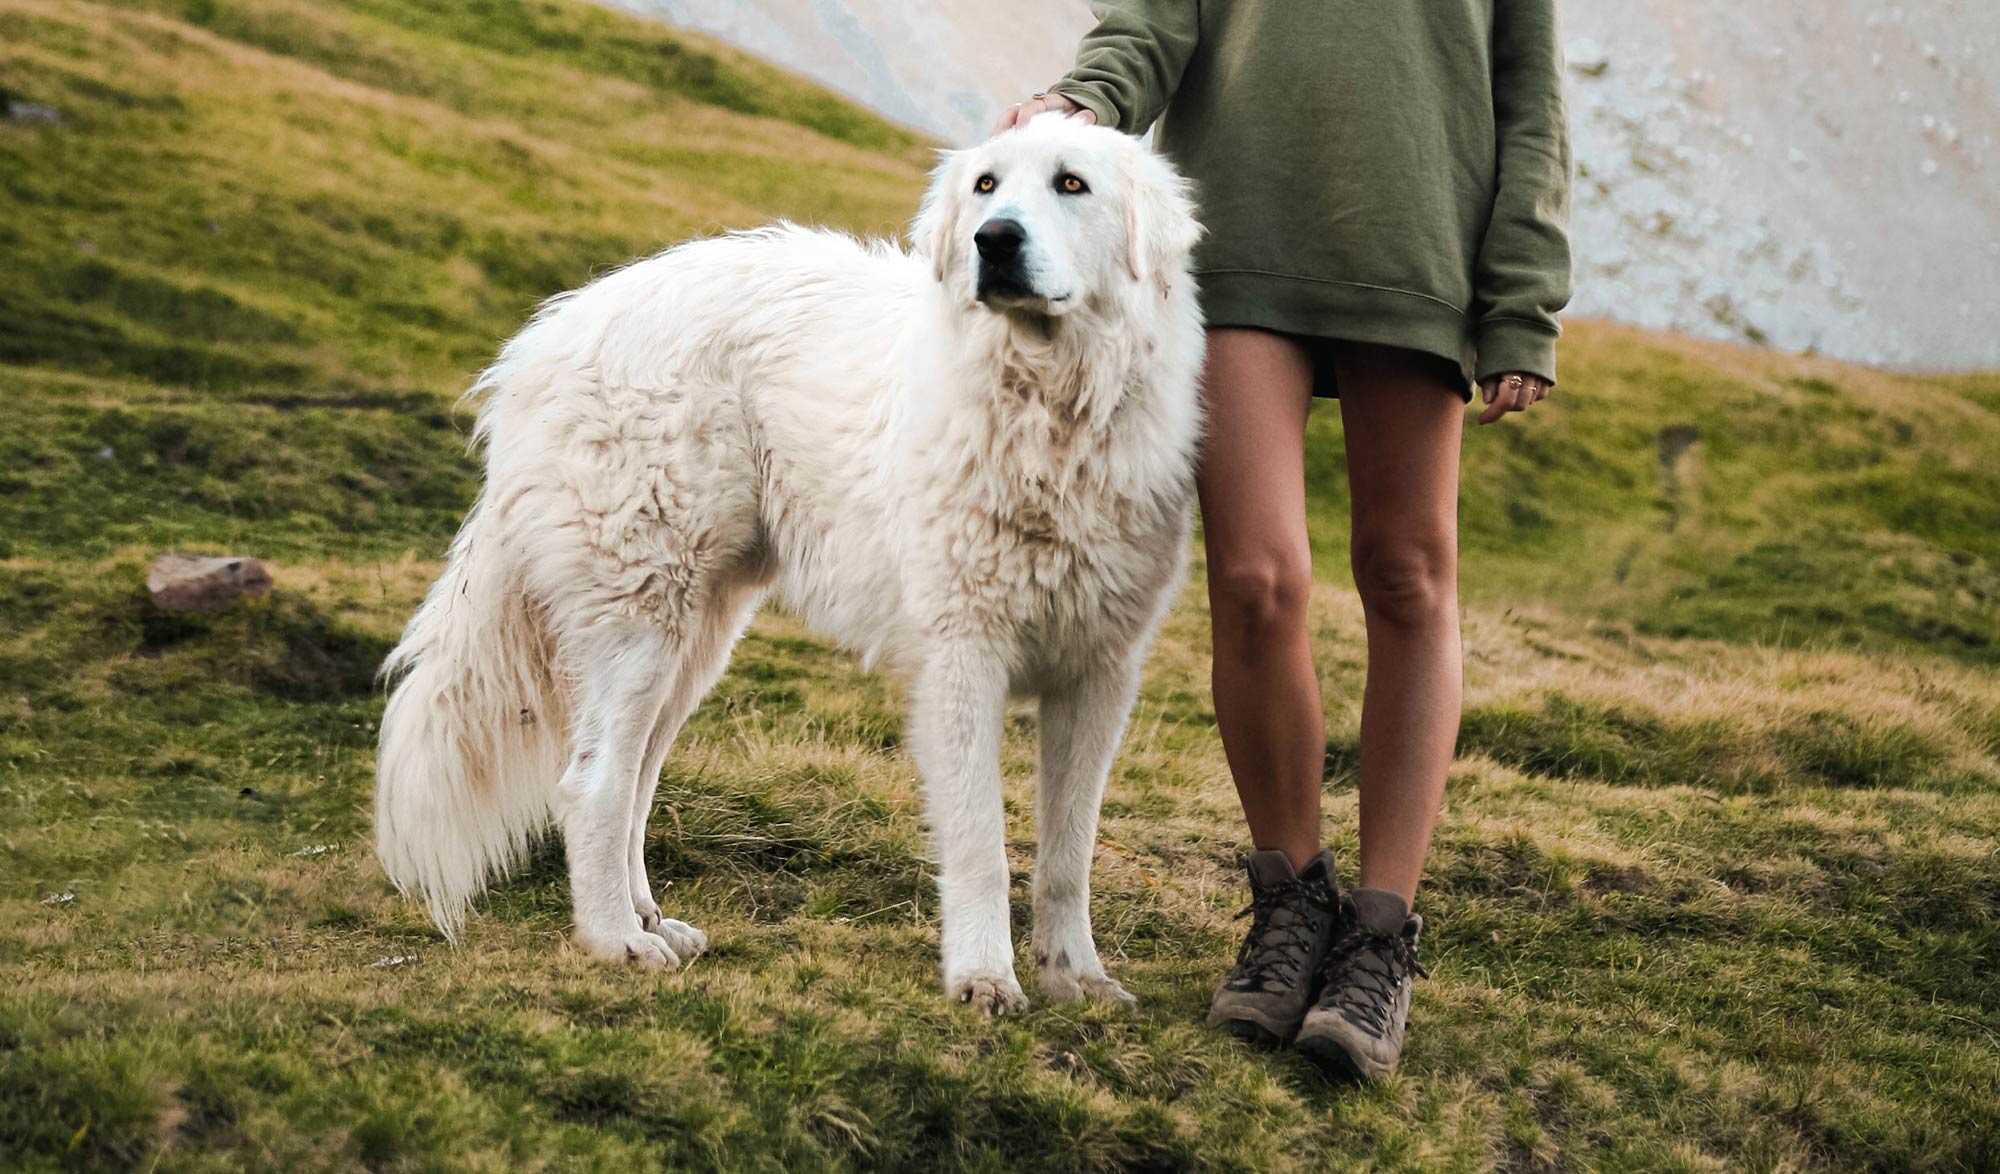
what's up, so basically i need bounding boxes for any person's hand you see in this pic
[989,91,1096,137]
[1476,372,1551,425]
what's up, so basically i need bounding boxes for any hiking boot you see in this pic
[1207,848,1340,1046]
[1292,896,1428,1082]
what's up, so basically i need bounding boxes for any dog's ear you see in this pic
[913,149,968,285]
[1123,148,1202,287]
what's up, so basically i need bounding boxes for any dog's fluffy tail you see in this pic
[374,497,568,938]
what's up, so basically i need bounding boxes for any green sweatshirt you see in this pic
[1051,0,1573,388]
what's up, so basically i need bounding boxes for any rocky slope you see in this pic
[604,0,2000,369]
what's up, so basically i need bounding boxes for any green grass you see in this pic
[4,0,1999,1169]
[1305,332,2000,662]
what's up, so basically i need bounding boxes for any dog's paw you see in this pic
[946,971,1029,1015]
[578,928,684,970]
[1039,965,1136,1007]
[647,917,708,961]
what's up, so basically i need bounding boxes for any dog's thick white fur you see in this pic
[374,114,1204,1012]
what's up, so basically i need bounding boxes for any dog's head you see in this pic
[914,112,1200,316]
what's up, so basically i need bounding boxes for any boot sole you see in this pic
[1291,1032,1375,1083]
[1223,1017,1289,1049]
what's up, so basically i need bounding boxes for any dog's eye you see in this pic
[975,174,997,194]
[1057,173,1088,195]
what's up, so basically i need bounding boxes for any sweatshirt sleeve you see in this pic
[1472,0,1574,385]
[1047,0,1201,135]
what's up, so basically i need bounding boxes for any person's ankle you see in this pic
[1254,842,1324,875]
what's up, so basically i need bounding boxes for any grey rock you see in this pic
[3,97,61,125]
[146,554,274,613]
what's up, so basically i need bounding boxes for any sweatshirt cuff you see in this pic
[1048,83,1119,132]
[1474,318,1560,385]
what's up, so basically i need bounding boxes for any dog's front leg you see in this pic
[910,642,1025,1014]
[1033,658,1141,1005]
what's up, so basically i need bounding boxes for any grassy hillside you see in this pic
[3,1,1998,1170]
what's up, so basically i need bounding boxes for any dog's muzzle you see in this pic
[974,217,1034,302]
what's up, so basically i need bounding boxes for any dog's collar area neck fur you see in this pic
[946,310,1149,428]
[993,305,1062,342]
[933,258,1195,429]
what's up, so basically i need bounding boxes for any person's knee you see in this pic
[1208,551,1312,649]
[1351,533,1455,630]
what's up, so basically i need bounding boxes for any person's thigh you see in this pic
[1332,343,1465,590]
[1196,328,1317,595]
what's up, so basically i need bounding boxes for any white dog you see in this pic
[374,114,1204,1013]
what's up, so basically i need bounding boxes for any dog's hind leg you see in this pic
[1033,658,1143,1005]
[625,698,700,960]
[910,642,1025,1014]
[556,618,687,967]
[626,579,764,961]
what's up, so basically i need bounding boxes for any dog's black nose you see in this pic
[974,218,1026,262]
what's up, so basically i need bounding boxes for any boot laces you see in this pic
[1319,921,1428,1040]
[1225,875,1333,992]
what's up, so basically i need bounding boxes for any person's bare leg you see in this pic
[1196,328,1323,871]
[1333,343,1465,905]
